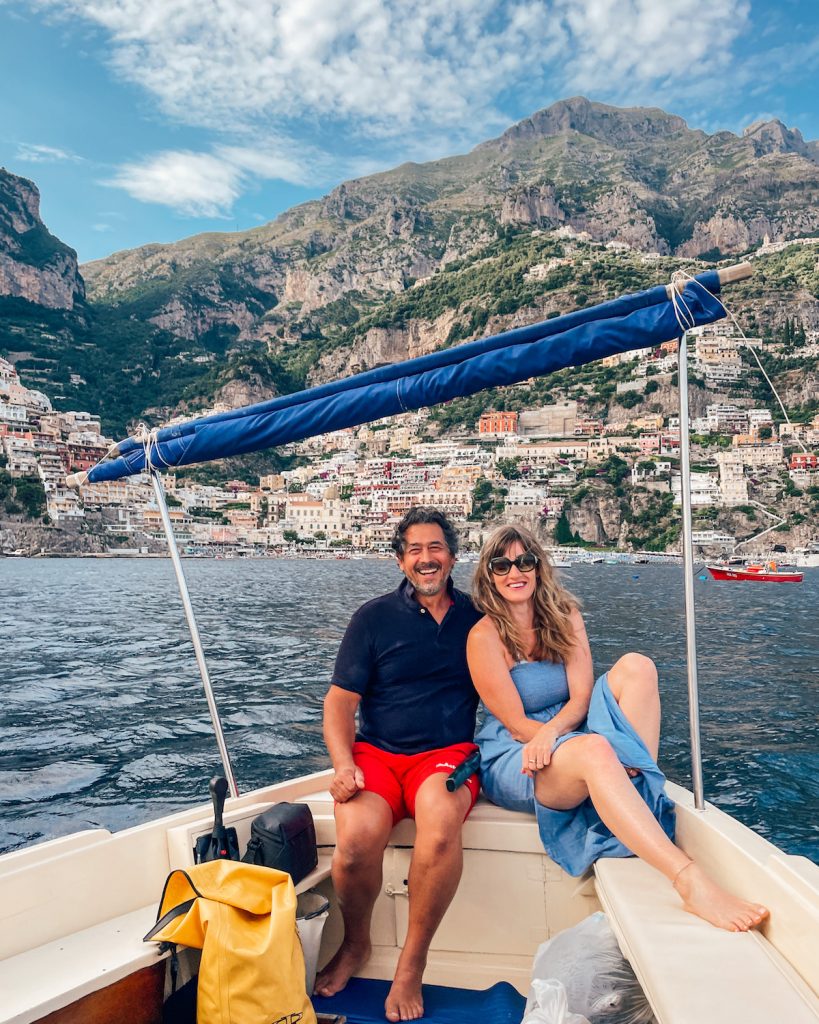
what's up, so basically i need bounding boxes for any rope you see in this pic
[668,269,808,454]
[133,421,176,476]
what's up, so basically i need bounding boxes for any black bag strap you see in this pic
[143,897,197,942]
[242,835,264,865]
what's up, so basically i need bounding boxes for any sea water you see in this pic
[0,558,816,861]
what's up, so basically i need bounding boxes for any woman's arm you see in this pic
[521,609,594,774]
[467,618,542,743]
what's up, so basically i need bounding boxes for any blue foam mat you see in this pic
[312,976,525,1023]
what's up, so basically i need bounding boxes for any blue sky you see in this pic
[1,0,818,264]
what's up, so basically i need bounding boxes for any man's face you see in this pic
[397,523,456,597]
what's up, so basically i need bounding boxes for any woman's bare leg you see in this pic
[606,652,661,760]
[533,735,768,932]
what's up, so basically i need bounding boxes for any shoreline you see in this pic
[7,550,817,566]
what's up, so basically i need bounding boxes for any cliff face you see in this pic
[0,170,85,310]
[79,97,819,367]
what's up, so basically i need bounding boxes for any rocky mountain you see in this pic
[2,98,819,436]
[0,169,84,310]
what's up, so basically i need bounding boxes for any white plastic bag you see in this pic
[522,978,591,1024]
[526,913,655,1024]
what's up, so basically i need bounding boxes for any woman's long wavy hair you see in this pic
[473,524,579,664]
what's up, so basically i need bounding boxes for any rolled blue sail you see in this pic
[85,272,724,482]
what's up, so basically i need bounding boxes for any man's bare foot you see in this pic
[674,862,769,932]
[385,965,424,1022]
[313,939,371,998]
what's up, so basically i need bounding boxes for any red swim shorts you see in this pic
[348,740,480,825]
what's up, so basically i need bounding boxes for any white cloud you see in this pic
[16,142,82,163]
[105,151,244,216]
[216,145,314,185]
[554,0,750,96]
[27,0,564,136]
[103,144,317,215]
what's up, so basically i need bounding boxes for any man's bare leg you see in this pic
[385,775,472,1022]
[314,792,394,997]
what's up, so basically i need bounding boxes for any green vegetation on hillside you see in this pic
[0,464,47,519]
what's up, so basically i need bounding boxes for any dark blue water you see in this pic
[1,559,816,861]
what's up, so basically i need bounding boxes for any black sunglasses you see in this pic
[489,551,539,575]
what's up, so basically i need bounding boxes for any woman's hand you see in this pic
[522,724,560,776]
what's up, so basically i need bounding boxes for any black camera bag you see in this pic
[241,802,318,885]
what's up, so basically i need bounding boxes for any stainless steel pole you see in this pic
[150,470,239,797]
[677,332,705,810]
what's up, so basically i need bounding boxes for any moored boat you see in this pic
[707,563,804,583]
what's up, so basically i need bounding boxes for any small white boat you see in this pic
[2,771,817,1024]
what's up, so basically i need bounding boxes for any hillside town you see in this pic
[1,316,818,558]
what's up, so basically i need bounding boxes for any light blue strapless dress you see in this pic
[476,661,675,876]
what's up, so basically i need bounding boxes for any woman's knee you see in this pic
[572,733,620,774]
[610,652,658,692]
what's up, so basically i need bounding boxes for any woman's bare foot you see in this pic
[313,939,371,997]
[385,964,425,1022]
[674,862,769,932]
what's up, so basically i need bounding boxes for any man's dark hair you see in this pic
[391,506,459,557]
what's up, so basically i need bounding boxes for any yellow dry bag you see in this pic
[145,859,316,1024]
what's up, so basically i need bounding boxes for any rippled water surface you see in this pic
[1,558,817,860]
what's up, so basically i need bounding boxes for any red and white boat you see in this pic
[706,562,804,583]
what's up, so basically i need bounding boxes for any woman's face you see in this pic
[490,540,538,606]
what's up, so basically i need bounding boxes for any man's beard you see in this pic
[410,562,450,596]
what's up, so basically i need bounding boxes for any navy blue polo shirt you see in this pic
[331,578,482,755]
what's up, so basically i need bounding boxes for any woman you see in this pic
[467,524,768,932]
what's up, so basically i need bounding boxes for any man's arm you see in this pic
[324,684,366,802]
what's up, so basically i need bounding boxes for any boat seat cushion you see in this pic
[594,856,819,1024]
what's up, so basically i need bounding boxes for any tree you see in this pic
[553,510,580,545]
[470,477,505,520]
[616,390,642,409]
[13,476,47,519]
[496,457,522,480]
[283,529,298,542]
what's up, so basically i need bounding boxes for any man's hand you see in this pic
[330,765,365,802]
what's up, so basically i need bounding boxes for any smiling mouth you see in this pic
[417,565,441,575]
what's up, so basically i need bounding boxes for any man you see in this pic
[314,507,482,1022]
